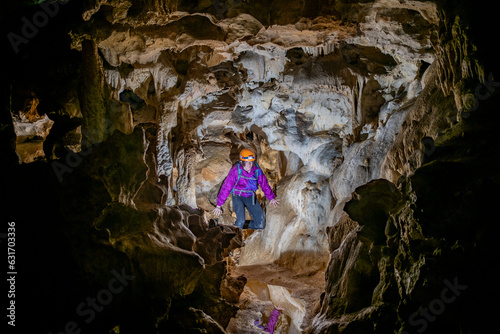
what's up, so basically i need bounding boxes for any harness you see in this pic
[230,162,261,199]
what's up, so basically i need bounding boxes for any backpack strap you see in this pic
[230,162,261,196]
[254,162,261,179]
[230,162,242,195]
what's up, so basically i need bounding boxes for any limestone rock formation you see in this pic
[56,127,246,333]
[62,0,442,278]
[12,113,54,163]
[2,0,499,333]
[10,91,54,163]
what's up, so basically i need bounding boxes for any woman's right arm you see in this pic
[215,165,238,207]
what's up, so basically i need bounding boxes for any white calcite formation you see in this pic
[70,0,441,275]
[12,114,54,163]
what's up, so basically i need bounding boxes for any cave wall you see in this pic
[2,0,499,333]
[61,0,442,275]
[306,1,500,333]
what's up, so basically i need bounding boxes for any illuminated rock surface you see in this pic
[2,0,499,333]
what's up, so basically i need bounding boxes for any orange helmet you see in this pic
[239,148,255,161]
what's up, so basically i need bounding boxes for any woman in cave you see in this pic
[212,148,280,229]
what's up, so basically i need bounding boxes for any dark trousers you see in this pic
[232,194,266,229]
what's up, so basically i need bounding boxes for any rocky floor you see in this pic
[226,258,325,333]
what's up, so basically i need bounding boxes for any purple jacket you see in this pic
[264,308,281,333]
[216,162,276,207]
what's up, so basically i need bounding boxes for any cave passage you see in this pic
[3,1,500,333]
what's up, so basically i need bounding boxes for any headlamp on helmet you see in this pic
[239,148,255,161]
